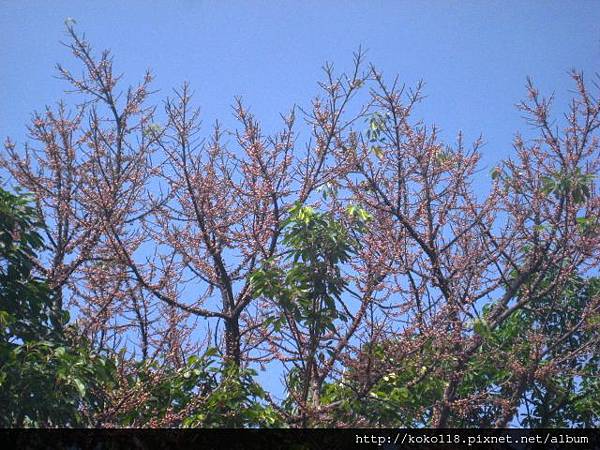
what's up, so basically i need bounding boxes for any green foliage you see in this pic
[251,203,373,423]
[0,186,115,427]
[492,164,595,208]
[317,274,599,428]
[0,186,282,428]
[366,112,389,144]
[319,342,445,427]
[366,112,389,159]
[517,276,600,427]
[116,349,283,428]
[251,203,365,336]
[184,361,283,428]
[457,274,599,427]
[0,338,116,427]
[0,188,58,343]
[541,168,595,205]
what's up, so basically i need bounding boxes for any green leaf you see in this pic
[72,378,86,397]
[472,319,492,339]
[371,145,384,159]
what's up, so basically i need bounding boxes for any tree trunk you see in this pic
[224,316,241,366]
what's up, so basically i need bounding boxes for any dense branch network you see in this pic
[1,25,598,427]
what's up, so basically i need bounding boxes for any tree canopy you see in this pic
[1,24,599,428]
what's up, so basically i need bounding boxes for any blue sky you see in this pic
[2,1,599,172]
[2,1,599,398]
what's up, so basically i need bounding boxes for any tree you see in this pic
[0,186,115,427]
[250,203,371,426]
[0,185,281,428]
[315,274,599,427]
[1,24,598,428]
[96,348,282,428]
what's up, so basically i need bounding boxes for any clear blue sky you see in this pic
[2,1,599,397]
[2,1,599,172]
